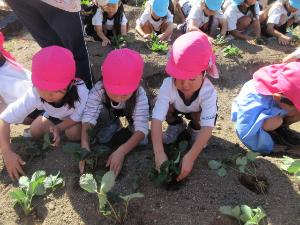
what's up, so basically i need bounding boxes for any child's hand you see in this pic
[49,126,60,147]
[278,35,291,45]
[106,147,126,176]
[2,150,25,181]
[176,152,195,182]
[155,151,168,171]
[102,38,111,47]
[143,34,151,39]
[79,146,90,174]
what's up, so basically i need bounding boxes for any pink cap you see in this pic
[102,48,143,95]
[253,62,300,110]
[166,31,218,79]
[32,46,76,91]
[0,32,15,61]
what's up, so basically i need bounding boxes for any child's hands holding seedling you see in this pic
[106,147,126,176]
[143,33,151,39]
[79,144,90,174]
[49,126,60,147]
[176,152,195,181]
[154,150,168,171]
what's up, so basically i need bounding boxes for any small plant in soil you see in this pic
[213,34,228,46]
[223,45,241,57]
[280,156,300,179]
[111,34,127,49]
[287,26,300,43]
[10,170,64,216]
[149,141,189,190]
[146,33,169,53]
[80,171,144,224]
[63,143,110,171]
[219,205,266,225]
[208,151,268,194]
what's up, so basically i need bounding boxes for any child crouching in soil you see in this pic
[136,0,174,41]
[231,62,300,153]
[151,31,218,181]
[0,32,32,114]
[80,49,149,175]
[92,0,128,46]
[0,46,89,181]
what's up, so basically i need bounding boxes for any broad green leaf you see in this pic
[10,188,26,205]
[44,172,64,190]
[219,206,233,216]
[120,193,144,201]
[240,205,254,222]
[236,156,248,166]
[208,160,222,170]
[31,170,46,182]
[217,167,227,177]
[30,177,46,196]
[281,156,295,165]
[100,171,116,193]
[178,141,188,152]
[246,152,260,161]
[239,165,246,173]
[80,174,98,193]
[287,160,300,174]
[232,205,241,220]
[19,176,30,190]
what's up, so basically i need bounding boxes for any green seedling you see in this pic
[208,151,260,177]
[287,26,300,43]
[220,205,266,225]
[146,33,169,53]
[223,45,241,57]
[81,0,92,6]
[80,171,144,224]
[280,156,300,179]
[42,133,52,150]
[44,171,64,191]
[149,141,189,190]
[213,34,228,46]
[254,37,267,45]
[111,35,127,49]
[10,170,63,215]
[63,143,110,171]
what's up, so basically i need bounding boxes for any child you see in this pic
[136,0,174,41]
[80,48,149,175]
[224,0,262,41]
[282,47,300,62]
[92,0,128,46]
[231,62,300,153]
[0,32,32,113]
[0,46,89,181]
[151,31,218,181]
[260,0,300,45]
[186,0,227,39]
[174,0,193,24]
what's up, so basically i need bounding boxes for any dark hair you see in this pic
[0,52,6,67]
[102,3,125,35]
[41,82,80,109]
[237,1,257,18]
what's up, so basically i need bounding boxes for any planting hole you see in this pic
[239,173,269,194]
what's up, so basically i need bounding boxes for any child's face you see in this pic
[244,0,256,7]
[37,88,67,103]
[101,3,119,16]
[203,7,216,16]
[273,93,298,115]
[151,9,162,20]
[286,3,298,13]
[175,74,204,96]
[106,91,133,103]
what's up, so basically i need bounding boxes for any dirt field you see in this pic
[0,2,299,225]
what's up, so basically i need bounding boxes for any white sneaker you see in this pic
[163,122,187,144]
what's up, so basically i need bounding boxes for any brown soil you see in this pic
[0,2,300,225]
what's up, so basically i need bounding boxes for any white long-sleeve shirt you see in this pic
[0,81,89,124]
[82,81,150,136]
[152,77,217,127]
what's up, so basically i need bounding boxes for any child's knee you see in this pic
[262,115,283,131]
[30,116,48,138]
[237,16,252,30]
[65,125,81,141]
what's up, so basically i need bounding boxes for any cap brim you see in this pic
[32,76,69,91]
[103,81,138,95]
[166,57,201,80]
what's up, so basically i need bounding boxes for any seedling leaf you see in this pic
[217,167,227,177]
[80,173,98,193]
[44,172,64,191]
[236,156,248,166]
[19,176,30,189]
[208,160,222,170]
[100,171,116,193]
[246,152,260,161]
[120,193,144,201]
[219,206,235,216]
[287,160,300,174]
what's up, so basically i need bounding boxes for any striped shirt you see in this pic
[82,81,150,136]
